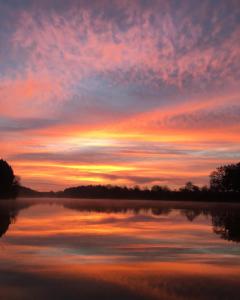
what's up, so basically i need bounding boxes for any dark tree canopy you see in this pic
[0,159,19,198]
[210,162,240,192]
[179,181,200,192]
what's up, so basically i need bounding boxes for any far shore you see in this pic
[15,185,240,203]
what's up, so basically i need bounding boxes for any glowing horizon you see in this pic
[0,0,239,191]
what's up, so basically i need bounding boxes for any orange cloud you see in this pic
[0,1,239,190]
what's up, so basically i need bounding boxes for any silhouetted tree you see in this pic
[210,163,240,192]
[151,185,170,193]
[151,185,163,192]
[0,159,19,198]
[179,181,200,192]
[201,185,209,192]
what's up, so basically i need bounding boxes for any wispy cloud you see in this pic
[0,0,239,189]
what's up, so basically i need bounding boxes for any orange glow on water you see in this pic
[0,200,240,300]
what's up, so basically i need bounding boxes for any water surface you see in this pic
[0,198,240,300]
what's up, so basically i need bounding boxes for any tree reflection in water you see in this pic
[0,200,32,238]
[0,202,17,238]
[180,207,240,243]
[0,199,239,243]
[211,209,240,242]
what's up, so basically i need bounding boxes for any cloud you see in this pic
[0,74,64,117]
[165,105,240,129]
[0,117,59,132]
[0,0,239,190]
[1,0,237,115]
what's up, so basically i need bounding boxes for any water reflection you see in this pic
[0,200,31,238]
[0,207,13,238]
[0,199,240,300]
[211,210,240,242]
[0,199,239,243]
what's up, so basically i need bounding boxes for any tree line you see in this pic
[0,159,240,200]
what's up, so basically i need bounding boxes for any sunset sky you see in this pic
[0,0,239,191]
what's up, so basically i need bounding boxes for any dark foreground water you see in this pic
[0,198,239,300]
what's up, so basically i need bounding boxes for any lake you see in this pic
[0,198,239,300]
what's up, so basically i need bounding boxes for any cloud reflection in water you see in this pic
[0,199,240,300]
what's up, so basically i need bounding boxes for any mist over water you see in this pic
[0,198,239,300]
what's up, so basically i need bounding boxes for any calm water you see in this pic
[0,198,240,300]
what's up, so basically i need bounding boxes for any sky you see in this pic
[0,0,239,191]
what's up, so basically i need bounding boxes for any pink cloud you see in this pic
[1,1,239,190]
[10,4,239,96]
[0,71,64,117]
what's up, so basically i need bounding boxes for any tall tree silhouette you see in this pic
[210,162,240,192]
[0,159,19,198]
